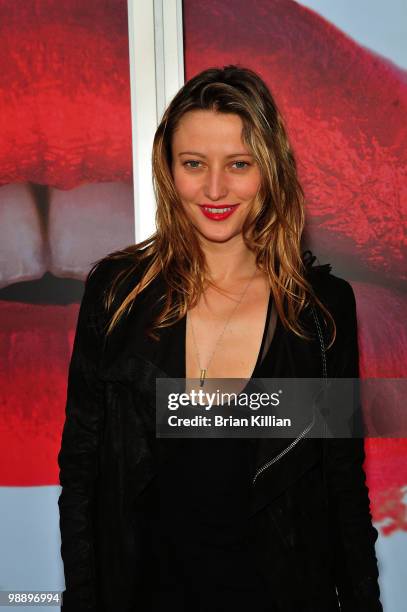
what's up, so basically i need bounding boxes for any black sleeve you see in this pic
[323,280,383,612]
[58,263,107,612]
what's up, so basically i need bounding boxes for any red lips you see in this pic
[0,0,132,188]
[0,0,133,485]
[199,203,239,207]
[199,203,240,220]
[184,0,407,284]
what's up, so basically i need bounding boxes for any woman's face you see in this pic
[171,109,262,244]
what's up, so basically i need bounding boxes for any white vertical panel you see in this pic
[127,1,157,243]
[159,0,185,117]
[127,0,185,243]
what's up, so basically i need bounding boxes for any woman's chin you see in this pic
[190,220,243,244]
[196,226,243,244]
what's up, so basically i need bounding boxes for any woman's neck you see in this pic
[200,234,258,284]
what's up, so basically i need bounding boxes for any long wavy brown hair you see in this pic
[95,65,336,349]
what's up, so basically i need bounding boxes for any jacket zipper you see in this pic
[252,412,316,484]
[252,305,327,485]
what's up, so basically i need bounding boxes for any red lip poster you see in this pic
[0,0,405,607]
[0,0,133,483]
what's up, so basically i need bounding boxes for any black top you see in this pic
[155,291,278,611]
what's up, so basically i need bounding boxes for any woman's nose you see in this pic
[203,168,228,201]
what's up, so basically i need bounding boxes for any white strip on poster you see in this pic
[127,0,185,243]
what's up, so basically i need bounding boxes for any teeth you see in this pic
[0,184,46,289]
[0,182,136,288]
[49,182,134,280]
[204,207,232,213]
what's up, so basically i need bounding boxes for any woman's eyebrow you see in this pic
[178,151,253,158]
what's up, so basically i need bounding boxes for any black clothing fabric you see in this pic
[156,292,275,611]
[156,438,270,611]
[58,252,383,612]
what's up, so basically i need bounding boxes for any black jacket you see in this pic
[58,253,383,611]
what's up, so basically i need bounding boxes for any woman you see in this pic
[58,65,382,611]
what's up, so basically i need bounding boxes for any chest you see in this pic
[185,290,273,380]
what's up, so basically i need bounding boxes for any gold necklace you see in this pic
[189,268,258,387]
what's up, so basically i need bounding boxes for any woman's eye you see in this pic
[232,161,250,169]
[183,160,201,169]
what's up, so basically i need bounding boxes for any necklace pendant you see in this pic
[200,369,207,387]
